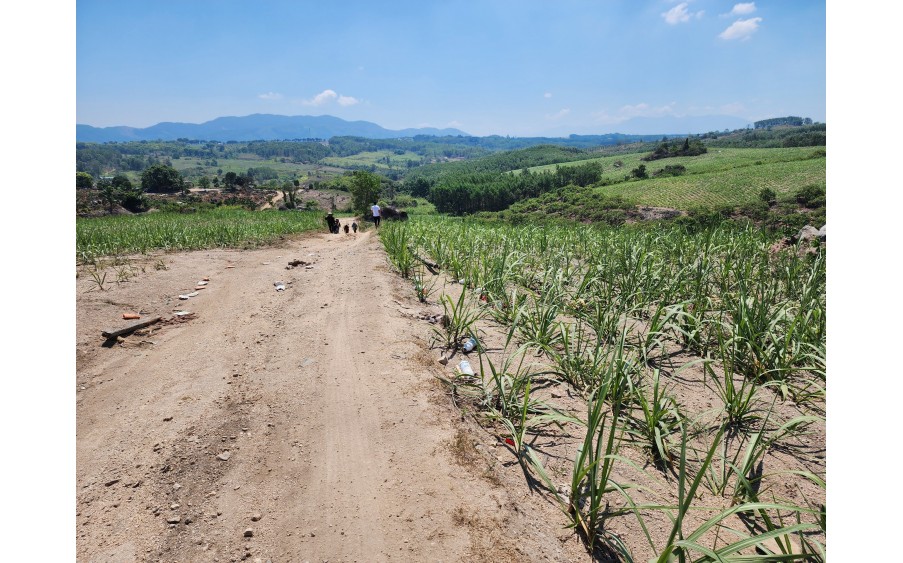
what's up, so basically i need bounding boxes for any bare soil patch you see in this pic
[76,229,590,562]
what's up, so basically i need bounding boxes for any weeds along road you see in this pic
[76,228,586,563]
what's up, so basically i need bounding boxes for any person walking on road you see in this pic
[325,212,338,234]
[370,202,382,228]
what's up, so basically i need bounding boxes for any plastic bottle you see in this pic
[457,360,475,376]
[462,336,478,353]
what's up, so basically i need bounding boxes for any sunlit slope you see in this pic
[522,147,826,208]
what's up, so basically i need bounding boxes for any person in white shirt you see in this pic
[370,202,381,228]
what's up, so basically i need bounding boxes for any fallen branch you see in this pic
[102,316,163,340]
[412,252,440,275]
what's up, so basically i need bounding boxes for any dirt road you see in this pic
[76,228,587,563]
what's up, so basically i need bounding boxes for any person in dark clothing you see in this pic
[352,222,358,233]
[325,213,339,234]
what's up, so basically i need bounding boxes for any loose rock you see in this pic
[217,452,231,461]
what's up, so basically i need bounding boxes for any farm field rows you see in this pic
[380,216,826,560]
[320,149,424,170]
[521,147,826,207]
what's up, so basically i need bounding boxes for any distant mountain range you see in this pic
[76,114,471,143]
[76,113,755,143]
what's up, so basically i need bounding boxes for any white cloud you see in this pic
[258,92,283,101]
[719,17,762,40]
[301,89,360,107]
[302,89,338,106]
[544,92,553,99]
[730,3,756,16]
[546,108,571,120]
[662,2,701,25]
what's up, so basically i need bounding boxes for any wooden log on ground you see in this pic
[102,316,163,339]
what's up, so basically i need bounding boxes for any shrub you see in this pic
[758,187,777,205]
[795,184,826,208]
[652,164,687,178]
[119,191,149,213]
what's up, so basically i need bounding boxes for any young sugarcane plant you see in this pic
[633,302,682,369]
[548,320,611,395]
[635,424,821,563]
[704,330,762,429]
[517,294,563,353]
[558,334,641,554]
[433,286,485,352]
[411,266,438,303]
[624,368,682,470]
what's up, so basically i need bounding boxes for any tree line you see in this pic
[427,161,604,215]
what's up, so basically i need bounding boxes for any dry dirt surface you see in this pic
[76,228,591,563]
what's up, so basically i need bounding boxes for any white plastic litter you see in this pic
[457,360,475,376]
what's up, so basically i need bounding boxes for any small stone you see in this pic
[167,516,181,524]
[163,416,173,421]
[244,528,254,537]
[251,513,262,522]
[173,483,182,491]
[104,479,120,487]
[217,452,231,461]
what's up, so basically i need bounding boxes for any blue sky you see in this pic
[77,0,825,136]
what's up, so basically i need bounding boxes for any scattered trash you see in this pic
[178,295,191,300]
[274,282,286,291]
[174,311,192,316]
[194,286,206,290]
[262,262,271,265]
[196,281,208,286]
[225,265,235,269]
[504,438,516,447]
[286,259,311,269]
[462,336,478,353]
[456,360,475,376]
[122,313,141,320]
[187,291,199,297]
